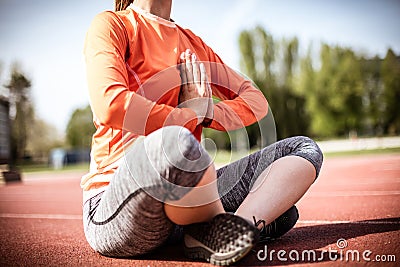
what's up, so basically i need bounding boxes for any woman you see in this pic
[82,0,323,265]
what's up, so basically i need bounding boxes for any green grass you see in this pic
[323,147,400,157]
[210,150,243,165]
[211,147,400,166]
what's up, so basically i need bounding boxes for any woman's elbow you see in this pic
[92,104,124,129]
[253,91,269,121]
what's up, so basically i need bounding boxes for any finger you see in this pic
[192,54,202,94]
[200,63,208,97]
[185,50,193,83]
[179,51,185,63]
[204,66,213,98]
[204,70,212,98]
[179,52,188,85]
[207,77,213,98]
[206,75,213,115]
[202,63,213,104]
[206,83,212,99]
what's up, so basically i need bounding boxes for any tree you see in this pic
[4,63,33,162]
[381,49,400,135]
[26,117,63,162]
[239,26,309,140]
[238,27,400,139]
[296,47,316,134]
[239,27,275,144]
[239,26,276,97]
[278,37,309,137]
[360,56,384,135]
[302,44,364,137]
[239,30,257,82]
[66,105,95,148]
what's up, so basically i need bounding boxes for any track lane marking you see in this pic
[307,191,400,197]
[0,213,82,220]
[1,214,399,226]
[297,220,400,225]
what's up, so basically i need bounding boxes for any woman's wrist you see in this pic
[201,116,213,127]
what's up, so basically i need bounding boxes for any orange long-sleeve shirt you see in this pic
[81,5,268,200]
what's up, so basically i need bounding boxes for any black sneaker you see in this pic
[184,213,259,266]
[253,205,299,242]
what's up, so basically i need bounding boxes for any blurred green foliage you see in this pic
[66,105,95,149]
[3,63,63,164]
[214,26,400,147]
[4,63,33,163]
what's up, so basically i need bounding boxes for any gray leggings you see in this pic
[83,126,323,257]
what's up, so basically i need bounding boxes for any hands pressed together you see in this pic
[178,49,214,126]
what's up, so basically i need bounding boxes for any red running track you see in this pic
[0,154,399,266]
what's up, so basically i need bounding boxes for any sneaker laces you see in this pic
[253,216,277,240]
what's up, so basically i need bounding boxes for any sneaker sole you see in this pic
[184,213,259,266]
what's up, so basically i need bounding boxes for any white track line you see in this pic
[308,191,400,197]
[297,220,400,225]
[0,213,82,220]
[0,214,399,226]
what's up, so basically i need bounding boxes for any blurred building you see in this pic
[49,148,90,169]
[0,97,20,182]
[0,97,10,165]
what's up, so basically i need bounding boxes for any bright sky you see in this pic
[0,0,399,134]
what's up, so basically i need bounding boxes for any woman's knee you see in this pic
[146,126,207,167]
[145,126,212,194]
[147,126,196,155]
[277,136,323,180]
[293,136,323,179]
